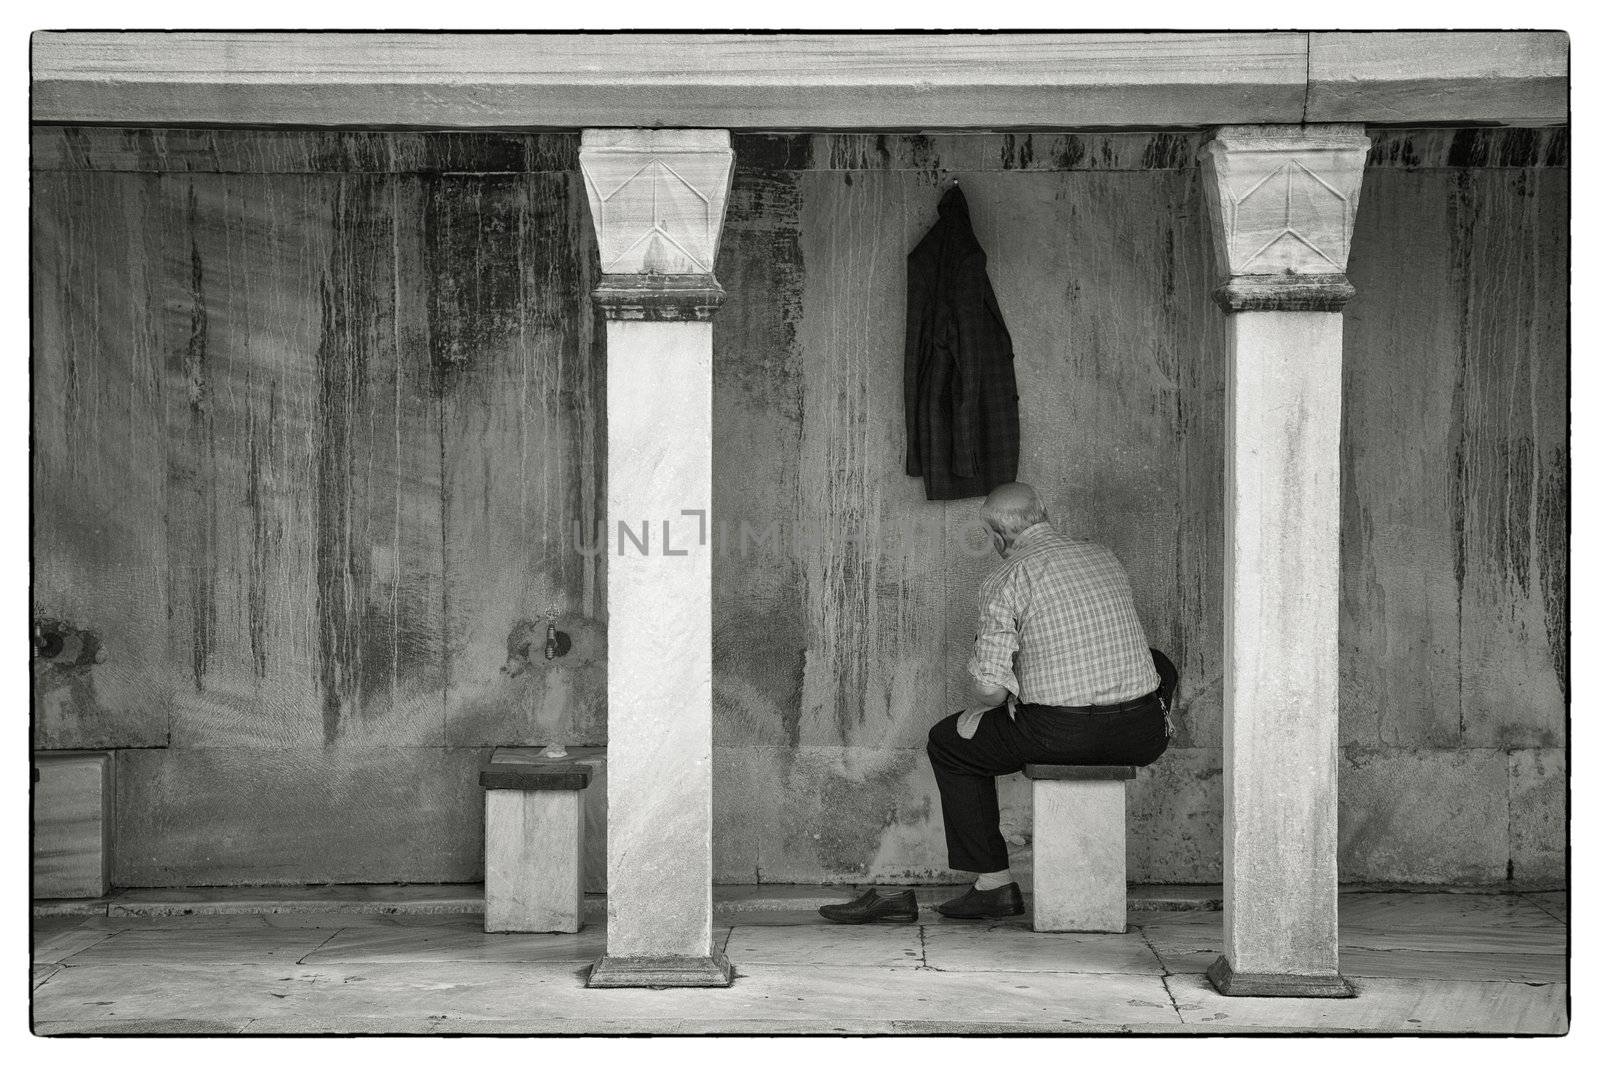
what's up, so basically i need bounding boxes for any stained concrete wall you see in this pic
[30,127,1566,889]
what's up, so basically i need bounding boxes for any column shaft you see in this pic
[1220,313,1343,982]
[603,319,715,961]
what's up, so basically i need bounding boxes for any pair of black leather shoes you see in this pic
[817,882,1026,924]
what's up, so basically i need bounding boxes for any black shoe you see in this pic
[935,882,1025,920]
[818,888,920,925]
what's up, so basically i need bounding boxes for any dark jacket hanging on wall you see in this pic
[903,185,1021,501]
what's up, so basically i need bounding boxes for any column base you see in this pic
[1206,955,1355,998]
[587,951,734,989]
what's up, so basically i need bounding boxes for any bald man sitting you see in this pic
[929,481,1173,919]
[822,483,1174,925]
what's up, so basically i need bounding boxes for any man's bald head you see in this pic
[980,482,1048,542]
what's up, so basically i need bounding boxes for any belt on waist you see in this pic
[1027,690,1160,715]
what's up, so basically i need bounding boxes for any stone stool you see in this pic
[1024,764,1137,933]
[480,747,593,933]
[33,750,112,899]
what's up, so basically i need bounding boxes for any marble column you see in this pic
[579,129,735,989]
[1199,125,1370,998]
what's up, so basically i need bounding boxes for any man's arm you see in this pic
[957,575,1021,737]
[963,672,1010,714]
[966,572,1021,703]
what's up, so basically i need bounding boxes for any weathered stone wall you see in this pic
[30,127,1566,889]
[31,130,608,886]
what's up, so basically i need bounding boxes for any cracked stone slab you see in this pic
[58,927,340,965]
[1338,947,1566,983]
[923,922,1165,974]
[33,962,325,1023]
[1520,891,1567,924]
[35,1018,254,1035]
[1337,893,1565,954]
[303,924,610,965]
[724,924,923,968]
[1137,916,1227,975]
[1337,891,1559,931]
[1165,972,1567,1034]
[33,920,121,964]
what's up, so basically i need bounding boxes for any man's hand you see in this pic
[956,674,1012,739]
[956,708,986,739]
[965,674,1010,712]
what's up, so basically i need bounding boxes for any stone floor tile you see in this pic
[324,963,1178,1031]
[725,923,923,968]
[424,968,1182,1033]
[283,962,621,1022]
[33,962,319,1022]
[1140,904,1570,977]
[240,1016,440,1034]
[1338,947,1568,984]
[34,1018,252,1035]
[32,916,87,938]
[303,924,607,965]
[33,921,121,964]
[923,923,1164,974]
[1135,916,1224,974]
[1337,891,1559,932]
[1520,891,1568,923]
[59,927,340,965]
[607,966,1179,1030]
[427,1017,849,1035]
[1338,921,1566,956]
[1165,972,1568,1035]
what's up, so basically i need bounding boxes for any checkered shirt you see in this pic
[966,523,1159,707]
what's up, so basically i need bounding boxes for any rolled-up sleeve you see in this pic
[966,574,1021,699]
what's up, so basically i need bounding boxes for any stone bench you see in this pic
[479,747,595,933]
[1024,764,1137,933]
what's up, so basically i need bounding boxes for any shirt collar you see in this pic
[1010,522,1053,553]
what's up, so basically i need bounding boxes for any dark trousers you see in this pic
[926,650,1176,874]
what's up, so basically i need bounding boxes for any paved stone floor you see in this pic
[31,889,1568,1035]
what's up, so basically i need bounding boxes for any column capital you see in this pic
[579,128,734,319]
[592,274,726,323]
[1200,123,1371,312]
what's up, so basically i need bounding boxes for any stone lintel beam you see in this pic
[31,32,1567,128]
[1307,31,1568,127]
